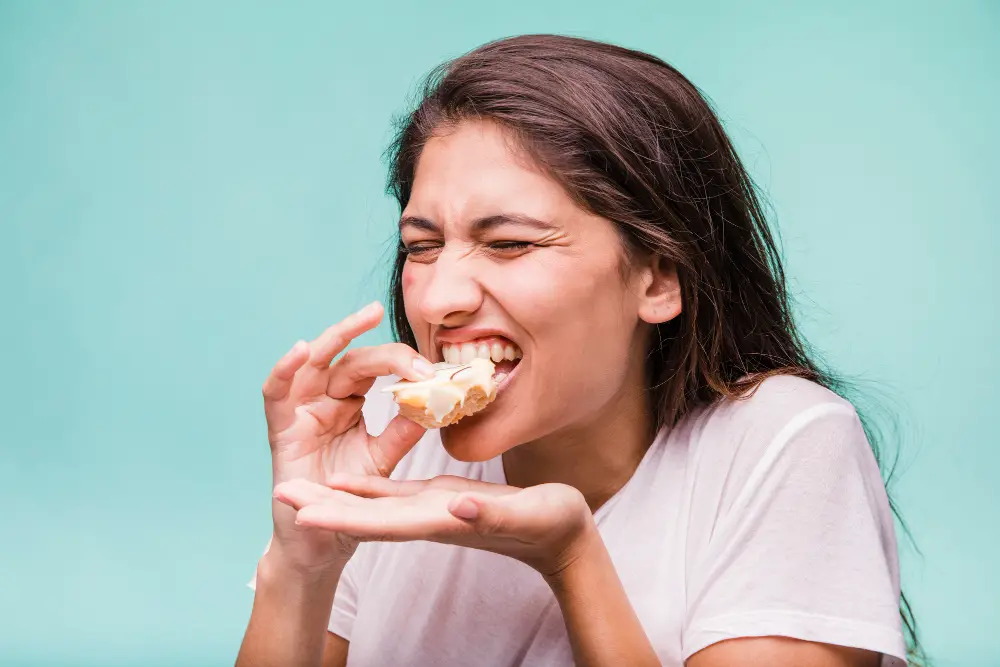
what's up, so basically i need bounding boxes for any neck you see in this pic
[501,379,653,513]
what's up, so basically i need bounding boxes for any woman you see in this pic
[238,35,913,666]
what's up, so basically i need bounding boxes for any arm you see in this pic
[235,544,348,667]
[243,304,429,667]
[322,634,350,667]
[544,525,883,667]
[274,475,660,666]
[543,523,660,667]
[274,465,897,667]
[686,637,881,667]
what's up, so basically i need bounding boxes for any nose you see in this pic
[414,248,485,326]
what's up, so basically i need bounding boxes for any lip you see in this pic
[461,355,520,427]
[494,357,522,395]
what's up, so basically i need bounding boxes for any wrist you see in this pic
[541,522,659,666]
[541,519,603,589]
[242,536,347,667]
[259,536,350,588]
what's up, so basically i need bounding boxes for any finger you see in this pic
[308,302,384,370]
[325,473,517,499]
[447,493,510,535]
[426,476,520,496]
[446,491,547,537]
[324,472,429,498]
[370,414,427,477]
[295,495,461,541]
[326,343,434,399]
[262,340,310,404]
[449,484,588,538]
[351,375,378,399]
[273,478,358,511]
[296,396,364,436]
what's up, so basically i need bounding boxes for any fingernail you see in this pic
[412,357,435,379]
[450,498,479,520]
[361,301,381,315]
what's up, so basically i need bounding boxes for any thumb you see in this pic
[372,414,426,476]
[448,492,515,536]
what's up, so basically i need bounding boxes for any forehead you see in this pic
[404,120,577,227]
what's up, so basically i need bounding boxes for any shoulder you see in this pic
[677,376,904,663]
[691,374,863,460]
[709,373,857,432]
[682,374,880,514]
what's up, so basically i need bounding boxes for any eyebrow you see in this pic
[398,213,558,234]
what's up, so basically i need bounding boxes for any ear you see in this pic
[635,255,682,324]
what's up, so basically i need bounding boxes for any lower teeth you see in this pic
[494,372,509,385]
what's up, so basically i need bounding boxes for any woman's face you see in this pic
[399,120,664,461]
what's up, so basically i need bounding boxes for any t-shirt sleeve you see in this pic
[682,402,908,665]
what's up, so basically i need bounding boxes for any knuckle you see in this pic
[367,441,392,478]
[306,347,327,368]
[337,349,365,377]
[326,331,347,351]
[262,380,285,402]
[378,343,411,366]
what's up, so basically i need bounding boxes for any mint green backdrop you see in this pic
[1,2,996,666]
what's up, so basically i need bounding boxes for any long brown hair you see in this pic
[383,34,920,661]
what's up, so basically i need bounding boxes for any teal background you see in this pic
[1,1,997,665]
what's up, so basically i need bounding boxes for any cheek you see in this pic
[494,259,576,314]
[401,264,416,291]
[499,254,627,324]
[498,255,635,389]
[400,264,428,348]
[400,264,420,315]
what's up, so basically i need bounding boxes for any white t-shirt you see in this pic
[255,374,908,666]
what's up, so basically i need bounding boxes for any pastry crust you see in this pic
[383,359,497,429]
[397,385,495,428]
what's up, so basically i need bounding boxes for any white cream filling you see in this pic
[382,357,496,422]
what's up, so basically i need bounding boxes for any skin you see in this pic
[236,120,883,667]
[396,120,679,506]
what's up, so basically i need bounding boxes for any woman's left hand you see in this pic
[272,474,596,578]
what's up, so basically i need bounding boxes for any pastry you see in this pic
[382,358,497,428]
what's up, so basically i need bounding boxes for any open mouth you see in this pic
[440,337,523,388]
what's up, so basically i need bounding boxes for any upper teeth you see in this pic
[441,340,522,365]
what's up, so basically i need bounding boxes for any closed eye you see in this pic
[487,241,533,252]
[400,240,536,262]
[401,242,442,255]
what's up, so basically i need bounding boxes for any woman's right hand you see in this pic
[261,301,432,574]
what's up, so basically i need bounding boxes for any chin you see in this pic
[439,409,521,462]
